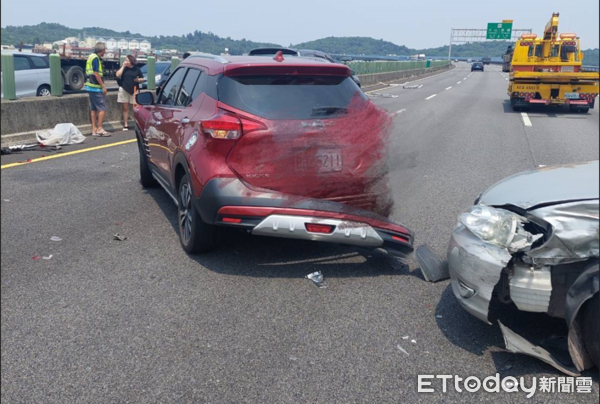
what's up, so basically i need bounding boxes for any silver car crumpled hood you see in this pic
[524,200,600,266]
[479,161,599,210]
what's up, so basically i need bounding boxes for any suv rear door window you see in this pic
[157,67,186,106]
[218,75,366,120]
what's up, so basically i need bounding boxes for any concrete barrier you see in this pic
[1,92,129,146]
[357,65,451,87]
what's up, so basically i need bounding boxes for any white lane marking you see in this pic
[396,109,407,115]
[521,112,533,127]
[445,86,453,90]
[464,77,468,80]
[426,94,437,100]
[457,81,462,84]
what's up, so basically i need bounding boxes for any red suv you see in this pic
[134,53,414,255]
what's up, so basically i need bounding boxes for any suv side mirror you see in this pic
[136,91,154,106]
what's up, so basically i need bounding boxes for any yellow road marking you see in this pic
[1,139,137,170]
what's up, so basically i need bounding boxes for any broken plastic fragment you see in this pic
[3,199,10,202]
[32,255,40,261]
[498,321,579,376]
[508,224,543,253]
[113,233,127,241]
[305,271,327,288]
[50,236,62,242]
[436,315,443,319]
[411,339,417,344]
[396,344,410,356]
[401,336,409,340]
[42,255,53,260]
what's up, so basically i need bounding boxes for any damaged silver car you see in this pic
[418,161,599,375]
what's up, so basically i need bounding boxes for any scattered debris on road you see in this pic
[42,255,53,260]
[32,255,40,261]
[401,336,409,340]
[305,271,328,288]
[113,233,127,241]
[50,236,63,242]
[368,93,399,99]
[397,344,410,356]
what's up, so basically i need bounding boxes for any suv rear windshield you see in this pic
[218,75,366,120]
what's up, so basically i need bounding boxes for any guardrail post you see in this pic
[146,56,156,90]
[1,53,17,100]
[49,54,63,96]
[171,57,180,70]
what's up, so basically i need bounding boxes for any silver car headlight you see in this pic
[460,205,522,248]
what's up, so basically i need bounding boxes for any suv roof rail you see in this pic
[188,52,229,64]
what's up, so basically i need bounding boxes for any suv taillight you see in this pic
[201,110,266,140]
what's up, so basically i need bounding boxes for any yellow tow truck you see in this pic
[508,12,599,112]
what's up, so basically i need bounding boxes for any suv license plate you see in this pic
[296,149,343,173]
[565,93,580,100]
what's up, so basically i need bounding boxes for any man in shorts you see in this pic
[85,42,110,136]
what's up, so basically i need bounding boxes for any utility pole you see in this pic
[448,29,453,61]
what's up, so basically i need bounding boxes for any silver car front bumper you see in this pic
[447,225,512,324]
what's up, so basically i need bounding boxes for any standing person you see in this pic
[85,42,110,136]
[116,55,145,131]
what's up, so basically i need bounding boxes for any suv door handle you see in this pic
[181,117,191,125]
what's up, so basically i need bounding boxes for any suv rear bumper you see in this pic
[194,178,414,256]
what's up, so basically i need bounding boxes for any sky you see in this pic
[2,0,599,49]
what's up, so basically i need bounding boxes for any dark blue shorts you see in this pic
[88,92,108,112]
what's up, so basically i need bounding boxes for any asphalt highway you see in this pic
[2,63,599,403]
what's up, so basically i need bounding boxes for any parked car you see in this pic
[134,53,413,256]
[140,61,171,89]
[418,161,599,375]
[471,62,485,72]
[1,52,52,98]
[248,47,362,88]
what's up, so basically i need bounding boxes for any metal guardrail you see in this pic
[1,52,159,99]
[347,60,450,75]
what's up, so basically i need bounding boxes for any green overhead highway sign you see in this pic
[487,21,514,40]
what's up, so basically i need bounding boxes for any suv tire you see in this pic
[582,293,599,368]
[178,174,218,254]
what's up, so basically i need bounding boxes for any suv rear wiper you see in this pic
[311,107,349,117]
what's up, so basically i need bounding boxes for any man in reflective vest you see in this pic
[85,42,110,136]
